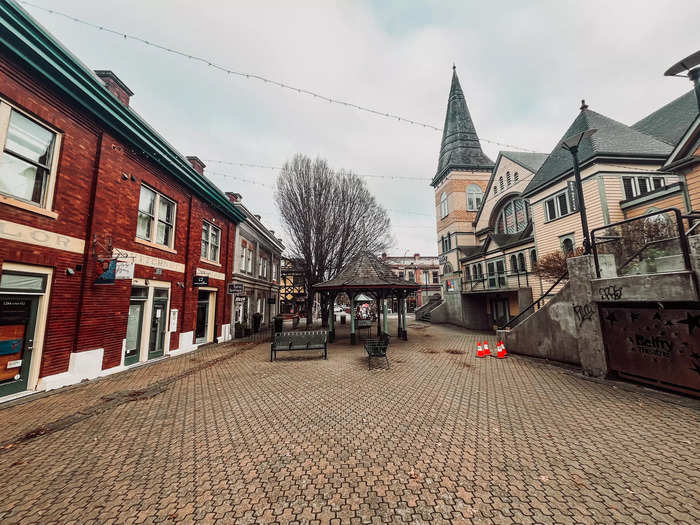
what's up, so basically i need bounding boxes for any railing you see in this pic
[499,270,569,330]
[591,208,691,278]
[462,271,533,292]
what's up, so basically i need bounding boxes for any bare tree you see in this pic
[276,154,393,326]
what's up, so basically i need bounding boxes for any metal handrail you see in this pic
[499,270,569,330]
[462,270,531,292]
[591,207,691,278]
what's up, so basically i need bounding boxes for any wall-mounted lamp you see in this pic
[66,268,75,276]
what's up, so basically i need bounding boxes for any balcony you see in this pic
[462,271,534,293]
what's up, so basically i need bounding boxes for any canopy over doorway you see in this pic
[313,251,421,344]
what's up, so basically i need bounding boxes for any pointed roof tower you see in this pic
[432,66,494,186]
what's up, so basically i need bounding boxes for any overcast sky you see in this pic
[23,0,700,255]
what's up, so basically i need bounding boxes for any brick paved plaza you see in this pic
[0,320,698,524]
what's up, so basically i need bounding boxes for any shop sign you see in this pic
[114,248,185,274]
[115,260,135,280]
[95,259,116,285]
[169,309,178,332]
[567,181,579,212]
[6,359,22,369]
[0,219,85,254]
[196,267,225,281]
[228,283,244,294]
[234,296,245,302]
[193,275,209,287]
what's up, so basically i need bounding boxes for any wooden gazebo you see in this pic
[314,252,421,344]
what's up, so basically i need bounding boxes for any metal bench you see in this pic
[364,332,390,369]
[270,330,328,361]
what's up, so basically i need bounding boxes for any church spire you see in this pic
[432,66,494,185]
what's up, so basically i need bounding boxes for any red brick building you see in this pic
[0,2,247,401]
[380,253,440,311]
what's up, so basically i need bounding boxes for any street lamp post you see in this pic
[561,128,597,254]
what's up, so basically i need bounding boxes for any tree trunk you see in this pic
[320,294,329,328]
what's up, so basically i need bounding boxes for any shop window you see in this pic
[0,104,60,208]
[137,185,175,248]
[201,221,221,263]
[0,271,46,292]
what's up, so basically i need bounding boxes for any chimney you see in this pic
[94,70,133,106]
[225,192,242,203]
[414,253,420,259]
[186,156,206,175]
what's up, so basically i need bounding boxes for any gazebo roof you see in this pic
[314,252,422,291]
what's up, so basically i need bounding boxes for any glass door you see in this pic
[125,287,147,366]
[0,296,38,397]
[195,290,209,344]
[148,289,169,359]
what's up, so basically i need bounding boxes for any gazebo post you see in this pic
[402,294,408,340]
[328,293,335,343]
[396,292,403,338]
[375,291,382,337]
[350,292,357,345]
[383,295,388,335]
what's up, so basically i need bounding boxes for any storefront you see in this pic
[195,288,217,345]
[0,263,53,398]
[123,280,172,366]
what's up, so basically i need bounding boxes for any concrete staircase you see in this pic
[414,293,443,322]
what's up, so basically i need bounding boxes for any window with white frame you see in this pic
[544,190,573,221]
[560,234,575,254]
[247,247,253,273]
[201,221,221,262]
[239,243,246,272]
[136,185,176,248]
[622,175,665,200]
[466,184,483,211]
[440,192,448,218]
[0,103,60,208]
[272,261,277,281]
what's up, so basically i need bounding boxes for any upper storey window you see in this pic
[0,105,60,208]
[466,184,483,211]
[440,192,448,218]
[494,197,529,234]
[137,185,176,248]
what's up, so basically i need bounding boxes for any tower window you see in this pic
[466,184,483,211]
[440,192,448,218]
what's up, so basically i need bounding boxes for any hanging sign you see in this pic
[115,260,135,280]
[95,259,117,285]
[567,181,579,212]
[193,275,209,287]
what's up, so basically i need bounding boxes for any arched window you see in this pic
[466,184,483,211]
[440,192,448,218]
[494,197,530,234]
[518,253,526,272]
[506,172,512,186]
[509,254,517,274]
[514,172,519,182]
[562,237,574,254]
[530,249,537,268]
[499,176,504,191]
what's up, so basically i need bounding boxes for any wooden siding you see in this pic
[623,193,687,219]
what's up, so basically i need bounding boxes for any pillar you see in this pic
[350,294,356,345]
[396,294,402,338]
[376,292,382,336]
[383,298,388,334]
[328,295,335,343]
[402,296,408,340]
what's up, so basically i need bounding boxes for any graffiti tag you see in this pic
[599,285,623,301]
[573,303,595,327]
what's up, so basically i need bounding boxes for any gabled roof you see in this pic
[431,67,494,187]
[500,151,549,173]
[632,89,698,146]
[0,1,246,223]
[522,108,672,197]
[314,252,420,290]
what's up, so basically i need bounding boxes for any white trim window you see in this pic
[544,190,573,222]
[440,192,448,218]
[622,175,665,200]
[246,247,253,273]
[466,184,483,211]
[137,185,176,247]
[239,243,246,273]
[201,221,221,263]
[0,103,61,208]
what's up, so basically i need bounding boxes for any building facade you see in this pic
[0,2,248,400]
[380,253,440,311]
[228,193,284,336]
[431,66,698,329]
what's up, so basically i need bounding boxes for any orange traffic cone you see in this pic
[476,341,485,358]
[496,340,507,359]
[483,340,491,357]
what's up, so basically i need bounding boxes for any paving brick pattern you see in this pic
[0,321,698,524]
